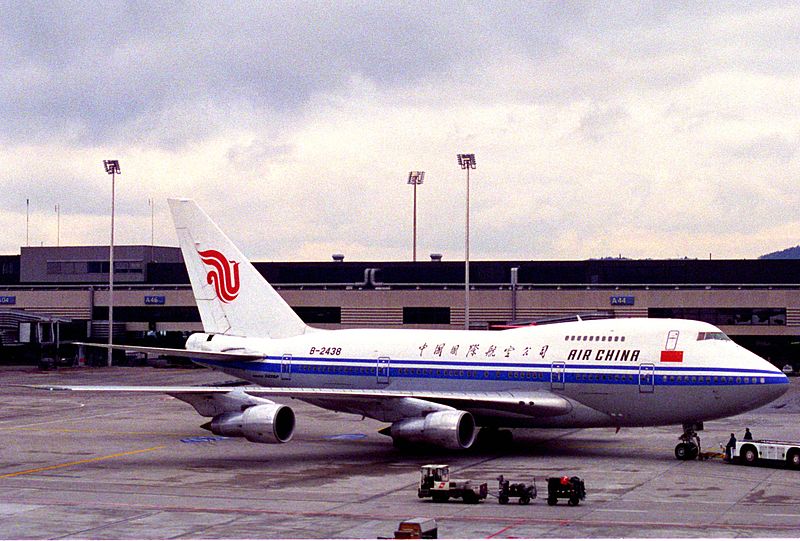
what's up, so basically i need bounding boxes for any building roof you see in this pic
[3,246,800,287]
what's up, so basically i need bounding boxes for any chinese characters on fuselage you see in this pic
[417,342,549,359]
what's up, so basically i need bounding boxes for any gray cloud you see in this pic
[1,1,513,145]
[2,1,800,259]
[728,134,797,164]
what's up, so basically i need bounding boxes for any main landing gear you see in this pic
[476,427,514,449]
[675,422,703,460]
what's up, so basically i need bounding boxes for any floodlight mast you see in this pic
[55,204,60,247]
[148,197,155,263]
[457,154,476,330]
[103,160,120,367]
[408,171,424,261]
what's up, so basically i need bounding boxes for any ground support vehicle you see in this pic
[546,476,586,506]
[418,465,488,504]
[393,518,437,539]
[733,439,800,469]
[497,475,536,505]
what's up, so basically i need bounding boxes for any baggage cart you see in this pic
[546,476,586,506]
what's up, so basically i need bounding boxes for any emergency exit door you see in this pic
[551,361,566,390]
[638,363,655,393]
[377,357,390,384]
[281,354,292,380]
[665,330,679,350]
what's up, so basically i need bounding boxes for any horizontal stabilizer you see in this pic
[71,342,263,362]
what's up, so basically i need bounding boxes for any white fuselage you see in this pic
[187,317,789,429]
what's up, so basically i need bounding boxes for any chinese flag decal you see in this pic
[660,350,684,362]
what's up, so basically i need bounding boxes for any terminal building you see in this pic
[1,245,799,367]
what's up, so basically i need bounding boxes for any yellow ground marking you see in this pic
[0,426,187,436]
[0,446,166,479]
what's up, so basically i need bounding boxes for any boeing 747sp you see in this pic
[35,199,789,458]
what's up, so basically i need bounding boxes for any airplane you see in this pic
[34,198,790,459]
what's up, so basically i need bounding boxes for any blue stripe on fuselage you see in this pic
[196,355,789,387]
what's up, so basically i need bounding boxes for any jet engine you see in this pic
[386,410,477,449]
[204,404,295,444]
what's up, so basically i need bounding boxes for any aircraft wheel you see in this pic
[477,427,513,449]
[392,437,415,451]
[675,442,692,460]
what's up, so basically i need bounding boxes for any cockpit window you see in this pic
[697,331,731,341]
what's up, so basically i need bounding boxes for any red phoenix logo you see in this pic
[198,249,240,303]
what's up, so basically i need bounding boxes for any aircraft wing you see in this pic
[70,342,264,362]
[25,384,572,419]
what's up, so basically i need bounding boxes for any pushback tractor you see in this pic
[418,465,488,504]
[732,440,800,469]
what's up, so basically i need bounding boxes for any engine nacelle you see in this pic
[206,403,295,444]
[388,410,476,450]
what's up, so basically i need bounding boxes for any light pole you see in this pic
[457,153,476,330]
[103,160,120,367]
[407,171,424,261]
[148,197,155,262]
[55,204,60,247]
[26,198,29,247]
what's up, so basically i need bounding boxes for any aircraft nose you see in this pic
[762,363,790,401]
[745,349,790,404]
[772,372,790,395]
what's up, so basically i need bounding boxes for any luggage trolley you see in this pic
[497,475,536,505]
[546,476,586,506]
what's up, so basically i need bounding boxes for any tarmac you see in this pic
[2,364,800,539]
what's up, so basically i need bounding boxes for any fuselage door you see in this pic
[665,330,680,350]
[638,363,655,393]
[377,356,390,385]
[281,354,292,380]
[551,361,566,391]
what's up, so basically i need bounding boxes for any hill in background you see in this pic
[760,245,800,259]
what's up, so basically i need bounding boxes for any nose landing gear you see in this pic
[675,422,703,460]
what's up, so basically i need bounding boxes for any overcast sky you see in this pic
[2,1,799,261]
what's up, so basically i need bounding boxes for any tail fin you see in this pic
[168,198,310,338]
